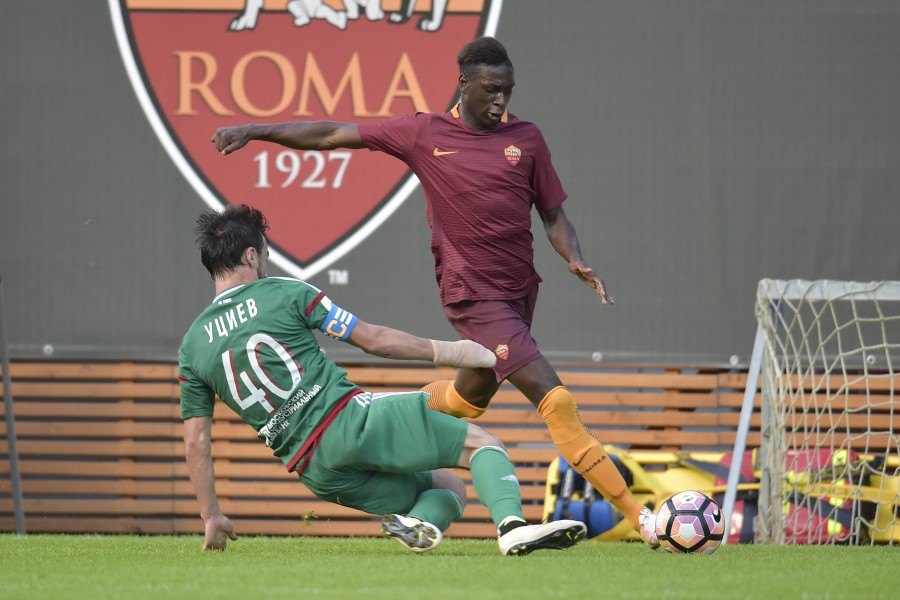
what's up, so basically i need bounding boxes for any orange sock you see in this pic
[422,380,452,412]
[537,386,644,530]
[421,380,486,419]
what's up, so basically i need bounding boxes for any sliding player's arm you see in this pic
[183,415,237,551]
[212,121,365,155]
[308,284,495,368]
[343,319,496,368]
[539,205,614,305]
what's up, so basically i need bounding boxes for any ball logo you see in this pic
[504,144,522,166]
[109,0,504,279]
[495,344,509,361]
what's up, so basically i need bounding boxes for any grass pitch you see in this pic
[0,534,896,599]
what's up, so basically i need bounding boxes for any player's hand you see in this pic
[212,125,254,155]
[202,514,238,551]
[569,261,614,305]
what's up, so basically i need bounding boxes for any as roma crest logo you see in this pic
[504,144,522,166]
[109,0,504,278]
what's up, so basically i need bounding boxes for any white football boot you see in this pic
[638,507,661,549]
[498,520,587,556]
[381,514,443,553]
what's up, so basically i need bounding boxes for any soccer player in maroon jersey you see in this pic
[212,37,659,548]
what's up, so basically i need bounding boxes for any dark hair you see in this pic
[457,36,512,78]
[195,204,269,279]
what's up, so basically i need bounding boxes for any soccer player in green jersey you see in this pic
[211,37,660,548]
[179,204,587,555]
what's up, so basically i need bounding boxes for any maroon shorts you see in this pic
[442,286,543,382]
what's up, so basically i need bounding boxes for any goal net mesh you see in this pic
[754,279,900,545]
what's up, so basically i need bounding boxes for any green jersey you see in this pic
[179,277,362,472]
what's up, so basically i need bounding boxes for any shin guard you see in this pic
[538,386,644,530]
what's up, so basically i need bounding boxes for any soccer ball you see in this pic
[655,490,725,554]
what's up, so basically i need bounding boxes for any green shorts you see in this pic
[299,391,469,516]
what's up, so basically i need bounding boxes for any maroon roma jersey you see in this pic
[359,107,567,305]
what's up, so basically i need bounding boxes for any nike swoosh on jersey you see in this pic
[433,148,459,156]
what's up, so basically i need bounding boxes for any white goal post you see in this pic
[724,279,900,545]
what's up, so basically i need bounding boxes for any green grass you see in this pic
[0,534,896,599]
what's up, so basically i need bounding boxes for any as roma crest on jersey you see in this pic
[504,144,522,166]
[109,0,503,278]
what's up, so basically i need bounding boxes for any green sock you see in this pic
[469,446,524,528]
[407,489,464,532]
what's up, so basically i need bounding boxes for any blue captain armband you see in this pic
[319,304,358,340]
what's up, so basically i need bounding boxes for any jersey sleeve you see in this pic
[530,128,568,212]
[291,280,359,342]
[178,345,215,420]
[357,113,423,161]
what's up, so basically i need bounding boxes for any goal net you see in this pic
[752,279,900,544]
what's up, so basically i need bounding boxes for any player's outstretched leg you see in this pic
[537,385,663,549]
[497,519,587,556]
[638,507,660,549]
[381,514,443,553]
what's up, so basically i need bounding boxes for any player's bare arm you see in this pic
[539,206,614,305]
[184,416,238,551]
[346,320,496,368]
[212,121,365,155]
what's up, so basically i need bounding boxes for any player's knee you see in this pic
[431,469,467,504]
[537,386,579,421]
[466,423,506,452]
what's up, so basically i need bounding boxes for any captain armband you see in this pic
[319,304,358,341]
